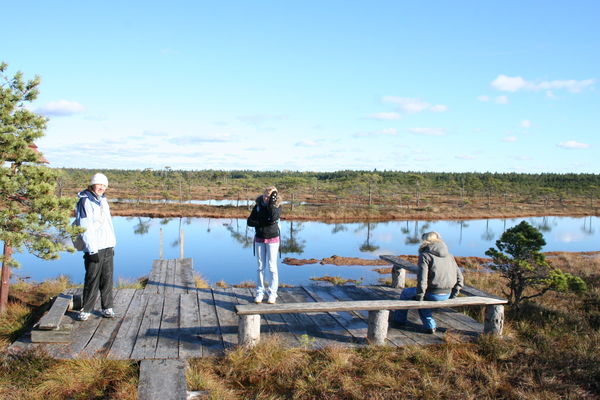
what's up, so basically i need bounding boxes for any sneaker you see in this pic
[254,294,264,304]
[102,308,116,318]
[77,311,90,321]
[267,295,277,304]
[425,327,436,334]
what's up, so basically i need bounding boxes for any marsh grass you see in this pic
[195,273,210,288]
[116,277,147,289]
[310,275,362,285]
[186,253,600,399]
[0,349,138,400]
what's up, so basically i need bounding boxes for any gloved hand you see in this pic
[86,252,100,263]
[269,190,278,205]
[414,294,424,302]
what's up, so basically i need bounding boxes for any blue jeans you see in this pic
[255,242,279,299]
[393,287,451,330]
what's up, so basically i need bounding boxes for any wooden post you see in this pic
[484,304,504,335]
[391,266,406,289]
[159,228,163,260]
[179,229,184,259]
[367,309,389,345]
[238,314,261,347]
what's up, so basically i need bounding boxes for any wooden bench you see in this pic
[31,292,75,343]
[235,295,507,347]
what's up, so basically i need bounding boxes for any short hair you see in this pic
[421,231,441,242]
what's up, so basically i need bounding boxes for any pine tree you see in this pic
[485,220,587,309]
[0,62,79,313]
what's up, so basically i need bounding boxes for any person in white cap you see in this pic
[72,172,117,321]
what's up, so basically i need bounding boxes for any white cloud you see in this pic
[520,120,532,128]
[143,130,168,137]
[503,136,518,142]
[354,128,397,137]
[491,75,528,92]
[295,140,319,147]
[382,96,447,114]
[405,127,446,136]
[168,133,235,145]
[36,100,85,116]
[495,96,509,104]
[477,95,490,102]
[455,154,477,160]
[491,74,595,93]
[557,141,590,149]
[367,112,401,120]
[237,114,287,126]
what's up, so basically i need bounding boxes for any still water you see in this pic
[12,216,598,286]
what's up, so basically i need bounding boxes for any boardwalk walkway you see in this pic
[11,258,487,360]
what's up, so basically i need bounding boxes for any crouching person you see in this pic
[394,231,463,333]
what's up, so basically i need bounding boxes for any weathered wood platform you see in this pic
[10,258,491,359]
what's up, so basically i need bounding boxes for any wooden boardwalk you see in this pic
[10,258,487,360]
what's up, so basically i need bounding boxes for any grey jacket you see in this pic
[416,240,464,300]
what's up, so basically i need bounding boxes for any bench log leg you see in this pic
[238,314,261,347]
[391,266,406,289]
[367,310,389,345]
[484,305,504,336]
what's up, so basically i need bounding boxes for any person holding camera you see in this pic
[73,173,117,321]
[247,186,281,304]
[394,231,463,333]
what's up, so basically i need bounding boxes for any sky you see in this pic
[2,1,599,173]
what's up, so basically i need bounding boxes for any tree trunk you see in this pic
[0,242,13,314]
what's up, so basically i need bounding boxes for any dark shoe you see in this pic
[425,327,436,334]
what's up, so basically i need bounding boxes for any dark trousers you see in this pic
[82,247,114,312]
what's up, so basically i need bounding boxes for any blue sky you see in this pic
[3,1,598,173]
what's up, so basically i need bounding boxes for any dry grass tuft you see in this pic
[215,280,228,288]
[310,275,362,285]
[194,274,210,289]
[233,281,256,288]
[0,349,137,400]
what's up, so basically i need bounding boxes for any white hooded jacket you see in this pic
[73,189,116,254]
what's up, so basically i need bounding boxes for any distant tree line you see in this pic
[55,168,600,208]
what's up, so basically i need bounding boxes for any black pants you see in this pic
[82,247,114,312]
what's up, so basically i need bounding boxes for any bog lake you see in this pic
[12,215,598,286]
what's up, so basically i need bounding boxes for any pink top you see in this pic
[255,236,280,244]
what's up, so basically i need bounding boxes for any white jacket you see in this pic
[73,190,116,254]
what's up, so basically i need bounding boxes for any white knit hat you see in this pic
[90,173,109,187]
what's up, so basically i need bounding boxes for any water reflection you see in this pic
[12,216,600,286]
[280,221,306,254]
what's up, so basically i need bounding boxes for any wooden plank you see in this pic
[138,359,187,400]
[212,287,240,349]
[155,293,181,359]
[179,258,195,293]
[157,259,169,294]
[178,292,203,359]
[303,285,369,344]
[235,295,506,315]
[196,288,225,356]
[37,293,73,330]
[144,260,163,294]
[31,324,72,343]
[107,290,149,360]
[130,295,165,360]
[48,294,105,359]
[80,289,136,358]
[162,259,175,293]
[276,288,348,348]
